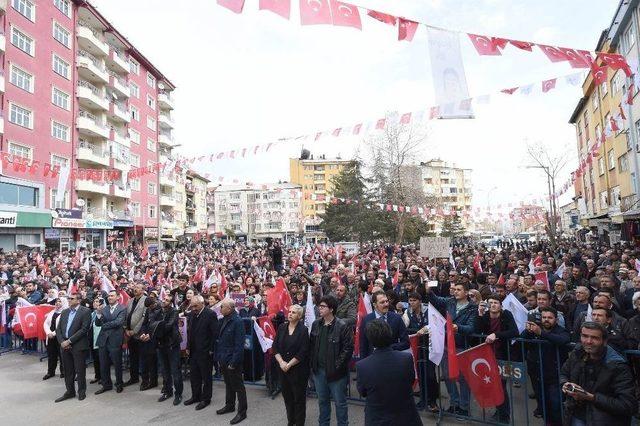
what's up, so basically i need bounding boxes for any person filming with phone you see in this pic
[560,321,636,425]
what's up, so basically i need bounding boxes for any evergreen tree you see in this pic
[440,214,466,238]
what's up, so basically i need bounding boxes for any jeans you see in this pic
[313,368,348,426]
[158,345,183,397]
[442,350,470,411]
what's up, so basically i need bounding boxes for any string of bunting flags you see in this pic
[215,0,632,85]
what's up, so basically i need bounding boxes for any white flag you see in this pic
[555,263,566,279]
[100,275,115,293]
[28,267,37,280]
[503,293,528,334]
[253,319,273,353]
[528,258,536,274]
[55,165,71,206]
[363,292,373,315]
[427,303,446,365]
[586,304,593,322]
[304,284,316,334]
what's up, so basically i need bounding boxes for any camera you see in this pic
[528,311,542,326]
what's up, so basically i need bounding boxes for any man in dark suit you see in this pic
[55,292,92,402]
[359,291,409,359]
[215,298,248,425]
[357,320,422,426]
[157,291,184,405]
[94,290,126,394]
[184,295,219,411]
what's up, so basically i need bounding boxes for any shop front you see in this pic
[0,211,51,252]
[50,217,113,250]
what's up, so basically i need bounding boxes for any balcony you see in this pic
[110,129,130,148]
[0,71,4,94]
[0,33,5,53]
[158,92,175,110]
[77,24,109,57]
[77,80,108,111]
[109,73,130,98]
[158,113,174,129]
[160,195,176,207]
[107,47,129,74]
[159,152,174,164]
[161,219,176,229]
[159,174,175,187]
[77,140,109,167]
[112,156,129,171]
[77,50,109,84]
[158,133,175,147]
[77,111,110,139]
[112,184,131,199]
[76,180,110,195]
[108,101,130,123]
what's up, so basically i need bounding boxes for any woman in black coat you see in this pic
[273,305,310,426]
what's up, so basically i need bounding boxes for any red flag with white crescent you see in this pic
[217,0,245,13]
[329,0,361,30]
[367,10,396,25]
[259,0,290,19]
[398,18,418,42]
[467,33,501,56]
[457,343,504,408]
[300,0,332,25]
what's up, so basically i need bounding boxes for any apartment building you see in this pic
[289,153,351,241]
[0,0,176,251]
[184,170,209,237]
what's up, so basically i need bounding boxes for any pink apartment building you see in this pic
[0,0,177,251]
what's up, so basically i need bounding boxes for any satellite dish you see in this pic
[51,210,59,218]
[76,199,85,207]
[158,82,165,90]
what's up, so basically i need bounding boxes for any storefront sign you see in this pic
[55,208,83,219]
[44,228,61,239]
[0,211,17,228]
[144,227,159,239]
[113,219,134,227]
[52,218,86,229]
[86,219,113,229]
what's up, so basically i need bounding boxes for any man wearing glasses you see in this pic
[55,293,92,402]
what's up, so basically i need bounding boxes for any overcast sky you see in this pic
[92,0,617,215]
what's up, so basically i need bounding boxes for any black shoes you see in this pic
[230,413,247,424]
[158,393,172,402]
[123,379,139,387]
[116,385,123,393]
[183,398,199,406]
[217,406,235,415]
[42,373,54,380]
[173,395,182,406]
[195,401,210,411]
[54,393,75,403]
[94,387,111,395]
[89,378,100,384]
[78,393,86,401]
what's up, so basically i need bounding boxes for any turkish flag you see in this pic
[457,343,504,408]
[217,0,245,13]
[534,272,550,291]
[400,112,412,124]
[117,289,131,307]
[473,253,483,273]
[398,18,418,41]
[491,37,508,50]
[18,305,54,340]
[409,334,419,386]
[300,0,332,25]
[508,39,533,51]
[376,118,386,129]
[467,34,501,56]
[600,53,632,76]
[559,48,591,68]
[332,128,341,137]
[354,294,369,357]
[591,64,608,85]
[329,0,361,30]
[542,78,557,93]
[353,123,362,134]
[537,44,569,62]
[610,115,621,132]
[267,277,292,316]
[446,313,459,380]
[367,10,396,26]
[259,0,290,19]
[501,87,518,95]
[257,316,276,340]
[497,273,505,285]
[533,255,543,267]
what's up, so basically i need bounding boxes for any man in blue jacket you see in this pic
[426,280,476,418]
[357,319,422,426]
[215,299,247,425]
[359,291,409,359]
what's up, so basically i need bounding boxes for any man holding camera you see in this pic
[560,322,636,425]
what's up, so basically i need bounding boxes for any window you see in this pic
[54,0,71,17]
[9,103,33,129]
[8,142,32,160]
[52,87,70,110]
[130,129,140,144]
[601,81,608,96]
[147,116,156,130]
[600,190,608,209]
[129,58,140,75]
[51,154,68,169]
[148,205,157,219]
[131,202,141,218]
[147,72,156,88]
[130,179,140,191]
[146,160,156,173]
[52,54,70,79]
[619,153,629,172]
[11,27,34,56]
[52,22,70,48]
[598,157,605,175]
[130,153,140,167]
[608,149,615,170]
[51,121,70,142]
[147,94,156,110]
[0,182,38,207]
[130,82,139,98]
[592,95,599,111]
[621,21,637,54]
[148,182,156,195]
[131,106,140,121]
[10,65,33,92]
[12,0,35,21]
[50,189,68,209]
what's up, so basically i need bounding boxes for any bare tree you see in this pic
[526,141,570,247]
[364,113,433,242]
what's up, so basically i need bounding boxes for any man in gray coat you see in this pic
[55,293,92,402]
[95,290,126,394]
[124,282,147,388]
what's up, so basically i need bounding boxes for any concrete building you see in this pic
[289,153,351,241]
[509,205,547,234]
[0,0,176,251]
[184,170,209,237]
[211,183,302,243]
[418,159,473,233]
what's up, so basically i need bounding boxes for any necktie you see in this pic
[382,314,388,322]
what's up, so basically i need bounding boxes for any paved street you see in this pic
[0,351,449,425]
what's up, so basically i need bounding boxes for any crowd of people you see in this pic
[1,238,640,425]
